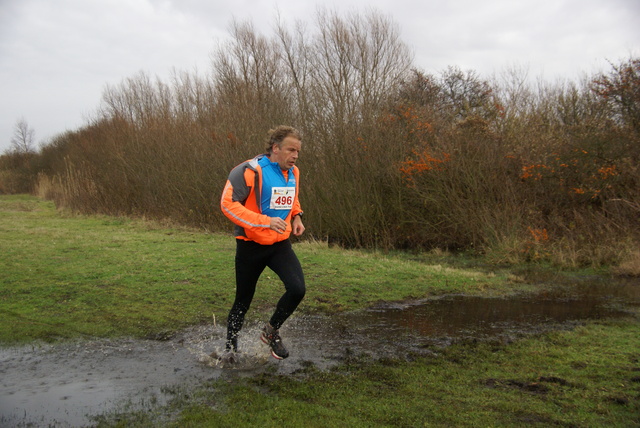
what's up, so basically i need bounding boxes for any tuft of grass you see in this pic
[614,250,640,277]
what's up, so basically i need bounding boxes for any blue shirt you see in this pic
[258,155,296,220]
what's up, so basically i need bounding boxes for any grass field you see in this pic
[0,194,539,344]
[1,194,638,427]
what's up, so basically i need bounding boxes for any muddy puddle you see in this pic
[1,277,638,427]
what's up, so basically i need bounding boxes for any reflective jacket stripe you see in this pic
[220,155,302,245]
[220,181,271,229]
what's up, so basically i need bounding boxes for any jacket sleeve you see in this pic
[291,166,303,218]
[220,165,272,232]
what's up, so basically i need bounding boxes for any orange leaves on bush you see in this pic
[528,227,549,243]
[354,135,368,150]
[522,227,550,261]
[399,149,450,184]
[521,164,551,180]
[597,164,618,179]
[520,149,619,201]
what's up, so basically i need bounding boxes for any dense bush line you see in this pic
[2,9,639,268]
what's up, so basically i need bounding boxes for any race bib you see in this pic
[270,187,295,210]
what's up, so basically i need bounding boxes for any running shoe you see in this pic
[261,324,289,359]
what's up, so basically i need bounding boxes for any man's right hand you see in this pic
[270,217,287,234]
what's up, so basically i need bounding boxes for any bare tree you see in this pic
[10,118,36,154]
[592,57,640,132]
[439,66,493,121]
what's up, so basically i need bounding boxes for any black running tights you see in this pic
[226,239,305,349]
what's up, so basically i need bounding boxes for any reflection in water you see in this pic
[358,292,626,338]
[288,278,639,359]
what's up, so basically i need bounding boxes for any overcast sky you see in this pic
[1,0,638,153]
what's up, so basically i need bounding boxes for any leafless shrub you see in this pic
[1,9,633,267]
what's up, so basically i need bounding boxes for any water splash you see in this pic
[195,324,271,369]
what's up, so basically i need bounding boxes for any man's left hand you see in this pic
[292,216,305,236]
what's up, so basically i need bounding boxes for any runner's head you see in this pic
[266,126,302,170]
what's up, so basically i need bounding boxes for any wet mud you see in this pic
[1,277,638,427]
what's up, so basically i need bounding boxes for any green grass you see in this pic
[1,195,233,341]
[2,195,638,427]
[1,194,536,344]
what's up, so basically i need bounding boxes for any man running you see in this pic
[220,125,306,360]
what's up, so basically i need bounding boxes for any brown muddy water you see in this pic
[1,277,638,427]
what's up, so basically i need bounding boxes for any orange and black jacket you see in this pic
[220,154,302,245]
